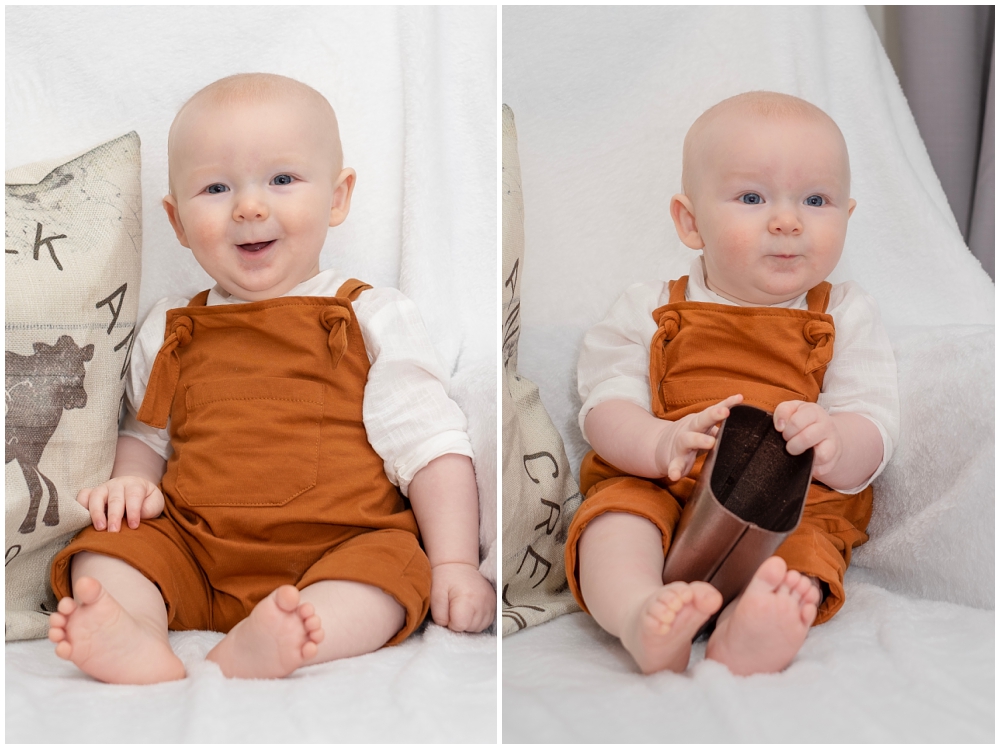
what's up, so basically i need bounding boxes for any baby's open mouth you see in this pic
[237,240,275,253]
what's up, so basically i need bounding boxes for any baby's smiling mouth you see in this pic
[237,240,275,253]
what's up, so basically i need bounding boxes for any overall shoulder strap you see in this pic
[805,281,832,313]
[667,276,689,304]
[188,290,211,307]
[336,278,373,301]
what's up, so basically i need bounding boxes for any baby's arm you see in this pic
[585,394,744,481]
[408,454,496,633]
[76,436,166,532]
[773,402,883,492]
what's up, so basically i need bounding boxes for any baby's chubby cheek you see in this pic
[704,226,758,270]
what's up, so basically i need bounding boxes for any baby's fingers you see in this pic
[773,400,805,432]
[106,484,126,532]
[123,482,147,530]
[693,394,743,433]
[429,583,450,628]
[448,594,475,632]
[76,487,92,510]
[87,486,108,531]
[784,422,825,456]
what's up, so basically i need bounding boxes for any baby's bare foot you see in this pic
[206,585,324,679]
[705,556,819,676]
[47,577,184,684]
[621,581,722,674]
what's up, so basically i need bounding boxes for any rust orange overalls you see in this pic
[565,276,872,625]
[52,280,431,643]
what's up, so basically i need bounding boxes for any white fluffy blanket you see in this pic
[8,625,496,743]
[6,6,496,742]
[502,5,994,741]
[503,586,993,743]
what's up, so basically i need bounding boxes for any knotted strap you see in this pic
[805,281,832,313]
[803,319,835,374]
[667,276,688,304]
[136,315,194,429]
[649,308,681,390]
[335,278,373,302]
[321,305,352,371]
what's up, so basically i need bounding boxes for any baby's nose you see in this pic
[768,209,802,234]
[233,192,269,221]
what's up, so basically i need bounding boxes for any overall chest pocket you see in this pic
[175,377,324,507]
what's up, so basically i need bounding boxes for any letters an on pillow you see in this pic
[501,106,582,635]
[5,132,142,640]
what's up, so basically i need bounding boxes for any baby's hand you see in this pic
[656,394,744,482]
[76,476,165,532]
[429,562,496,633]
[773,400,841,479]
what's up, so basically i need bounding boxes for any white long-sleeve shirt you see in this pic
[577,256,899,493]
[120,268,474,496]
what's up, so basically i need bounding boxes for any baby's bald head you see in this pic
[681,92,850,197]
[168,73,344,194]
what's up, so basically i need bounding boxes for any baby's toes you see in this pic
[302,640,318,660]
[48,611,68,632]
[274,585,300,613]
[788,572,813,600]
[297,602,315,621]
[307,626,325,644]
[800,600,818,627]
[303,613,322,635]
[667,584,694,607]
[48,625,66,644]
[690,582,723,614]
[646,600,677,631]
[54,640,73,660]
[803,581,822,606]
[56,597,76,616]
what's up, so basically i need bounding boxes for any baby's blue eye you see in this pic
[805,195,825,207]
[741,193,762,205]
[205,184,228,194]
[272,174,295,186]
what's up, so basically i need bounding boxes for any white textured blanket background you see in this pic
[6,6,496,743]
[503,6,994,742]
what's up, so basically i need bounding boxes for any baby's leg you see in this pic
[47,552,185,684]
[579,512,722,674]
[206,580,404,679]
[705,556,820,676]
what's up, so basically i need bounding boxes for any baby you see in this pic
[47,73,495,684]
[566,91,898,675]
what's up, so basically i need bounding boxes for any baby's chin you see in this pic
[214,276,308,302]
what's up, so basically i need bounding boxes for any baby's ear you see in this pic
[162,195,190,248]
[847,198,857,218]
[670,194,704,249]
[329,168,356,228]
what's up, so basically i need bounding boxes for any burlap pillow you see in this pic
[501,105,582,635]
[5,132,142,640]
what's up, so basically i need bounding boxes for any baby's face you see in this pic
[163,94,352,301]
[675,112,855,305]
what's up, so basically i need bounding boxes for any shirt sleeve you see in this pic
[353,287,474,496]
[819,282,900,492]
[577,282,667,442]
[117,296,189,460]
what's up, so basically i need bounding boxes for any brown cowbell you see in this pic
[661,403,812,635]
[565,276,872,625]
